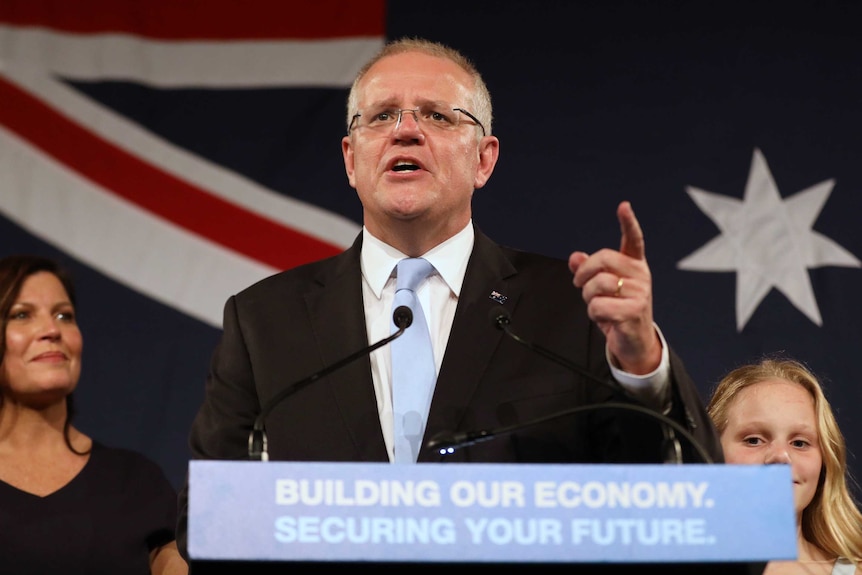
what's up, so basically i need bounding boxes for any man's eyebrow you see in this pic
[361,98,398,109]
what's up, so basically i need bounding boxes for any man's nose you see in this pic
[393,109,424,140]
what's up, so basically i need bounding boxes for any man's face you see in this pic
[342,51,498,246]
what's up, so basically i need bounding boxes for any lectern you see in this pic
[187,461,794,574]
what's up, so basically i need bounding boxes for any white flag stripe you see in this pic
[0,124,276,328]
[0,25,384,88]
[2,66,361,248]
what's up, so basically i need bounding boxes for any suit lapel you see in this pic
[303,234,389,461]
[421,228,521,461]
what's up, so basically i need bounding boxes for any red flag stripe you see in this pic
[0,0,385,40]
[0,76,343,270]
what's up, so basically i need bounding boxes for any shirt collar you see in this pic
[361,221,475,299]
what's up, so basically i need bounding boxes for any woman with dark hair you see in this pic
[0,255,186,574]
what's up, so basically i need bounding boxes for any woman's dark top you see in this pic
[0,441,178,575]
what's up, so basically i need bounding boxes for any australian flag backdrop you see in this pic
[1,0,861,496]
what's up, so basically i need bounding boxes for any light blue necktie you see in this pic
[391,257,437,463]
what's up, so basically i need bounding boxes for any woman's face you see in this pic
[719,379,822,516]
[0,271,82,405]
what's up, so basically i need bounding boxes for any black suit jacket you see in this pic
[177,226,723,554]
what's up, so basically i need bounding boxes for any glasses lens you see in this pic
[360,108,408,130]
[352,105,483,135]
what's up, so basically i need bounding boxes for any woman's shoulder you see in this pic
[92,440,158,463]
[89,441,173,484]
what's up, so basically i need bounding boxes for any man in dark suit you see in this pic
[176,37,723,558]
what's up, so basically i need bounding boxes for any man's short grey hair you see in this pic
[346,37,493,136]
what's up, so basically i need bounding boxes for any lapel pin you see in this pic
[489,291,508,304]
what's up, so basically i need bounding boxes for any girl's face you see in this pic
[720,379,822,516]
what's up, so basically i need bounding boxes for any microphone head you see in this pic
[425,431,461,455]
[488,306,511,329]
[393,305,413,329]
[426,429,494,454]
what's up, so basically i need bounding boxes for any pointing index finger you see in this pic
[618,201,645,260]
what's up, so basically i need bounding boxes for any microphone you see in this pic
[425,402,710,463]
[424,309,712,464]
[248,305,414,461]
[489,308,632,398]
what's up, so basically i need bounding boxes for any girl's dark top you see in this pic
[0,441,178,575]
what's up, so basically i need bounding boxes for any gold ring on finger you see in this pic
[614,277,624,297]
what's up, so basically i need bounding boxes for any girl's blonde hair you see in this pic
[708,357,862,566]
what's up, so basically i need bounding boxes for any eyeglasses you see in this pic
[348,105,486,137]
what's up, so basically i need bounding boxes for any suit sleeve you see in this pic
[667,347,725,463]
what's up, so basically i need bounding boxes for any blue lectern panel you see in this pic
[188,461,795,564]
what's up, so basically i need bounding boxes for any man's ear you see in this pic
[342,136,357,188]
[474,136,500,189]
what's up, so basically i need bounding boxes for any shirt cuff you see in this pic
[607,323,672,411]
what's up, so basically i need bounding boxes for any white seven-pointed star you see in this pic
[677,148,860,331]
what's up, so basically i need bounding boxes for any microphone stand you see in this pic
[442,309,711,464]
[426,401,713,464]
[248,306,413,461]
